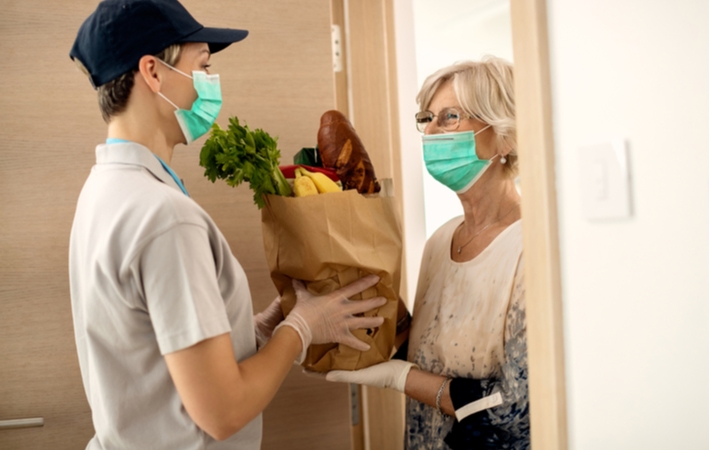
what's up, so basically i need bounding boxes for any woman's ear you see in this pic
[137,55,163,94]
[498,136,514,158]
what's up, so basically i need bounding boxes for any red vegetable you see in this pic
[279,165,340,181]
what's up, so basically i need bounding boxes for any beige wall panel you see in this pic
[1,1,106,448]
[0,0,351,448]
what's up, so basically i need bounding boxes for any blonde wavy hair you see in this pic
[416,56,517,176]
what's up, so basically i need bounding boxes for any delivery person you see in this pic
[68,0,386,448]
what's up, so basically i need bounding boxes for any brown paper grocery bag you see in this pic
[261,183,402,372]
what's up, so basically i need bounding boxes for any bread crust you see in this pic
[317,110,381,194]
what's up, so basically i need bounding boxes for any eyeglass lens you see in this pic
[415,108,463,133]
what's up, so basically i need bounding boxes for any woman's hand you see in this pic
[325,360,418,393]
[274,274,387,363]
[253,296,284,348]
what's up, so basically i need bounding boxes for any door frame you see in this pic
[509,0,568,448]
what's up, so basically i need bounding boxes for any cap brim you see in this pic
[180,27,249,54]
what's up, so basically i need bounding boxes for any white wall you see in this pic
[546,0,709,448]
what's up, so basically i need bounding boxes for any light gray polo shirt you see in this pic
[69,142,262,449]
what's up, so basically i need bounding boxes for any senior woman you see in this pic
[326,56,529,449]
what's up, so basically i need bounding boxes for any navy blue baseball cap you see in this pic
[70,0,248,88]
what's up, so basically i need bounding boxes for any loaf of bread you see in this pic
[317,110,381,194]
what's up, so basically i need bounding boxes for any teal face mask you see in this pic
[157,60,222,144]
[422,127,496,194]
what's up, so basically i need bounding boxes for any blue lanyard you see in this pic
[106,138,131,144]
[106,139,190,197]
[154,155,190,197]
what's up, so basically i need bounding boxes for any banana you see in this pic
[293,168,319,197]
[299,167,342,194]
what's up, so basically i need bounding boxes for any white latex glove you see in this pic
[274,274,386,364]
[325,360,418,393]
[253,296,284,348]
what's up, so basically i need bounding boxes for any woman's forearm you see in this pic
[234,326,303,420]
[165,326,302,440]
[404,368,455,417]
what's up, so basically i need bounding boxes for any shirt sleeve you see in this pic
[136,222,232,355]
[444,256,530,449]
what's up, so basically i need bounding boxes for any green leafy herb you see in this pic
[200,117,293,209]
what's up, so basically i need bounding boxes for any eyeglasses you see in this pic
[415,108,475,133]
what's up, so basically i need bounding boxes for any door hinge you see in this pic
[332,24,344,73]
[350,383,360,426]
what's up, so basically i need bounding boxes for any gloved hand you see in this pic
[253,296,284,348]
[325,360,418,393]
[274,274,386,364]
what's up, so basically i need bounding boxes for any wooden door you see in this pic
[0,1,352,448]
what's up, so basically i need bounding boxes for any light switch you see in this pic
[578,139,633,220]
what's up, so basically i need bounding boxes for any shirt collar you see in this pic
[95,142,181,193]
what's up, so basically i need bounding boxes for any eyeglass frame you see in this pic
[414,107,479,133]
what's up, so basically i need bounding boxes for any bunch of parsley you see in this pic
[200,117,293,209]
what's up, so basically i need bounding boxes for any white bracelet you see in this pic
[435,378,451,414]
[454,392,504,421]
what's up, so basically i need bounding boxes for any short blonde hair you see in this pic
[74,44,183,123]
[417,56,517,176]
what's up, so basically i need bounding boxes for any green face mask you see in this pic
[157,60,223,144]
[422,127,496,194]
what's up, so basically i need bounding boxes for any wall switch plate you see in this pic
[578,139,633,220]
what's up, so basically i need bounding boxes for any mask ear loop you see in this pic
[157,91,179,110]
[473,124,492,136]
[156,58,193,79]
[473,124,496,163]
[474,124,506,164]
[155,58,195,110]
